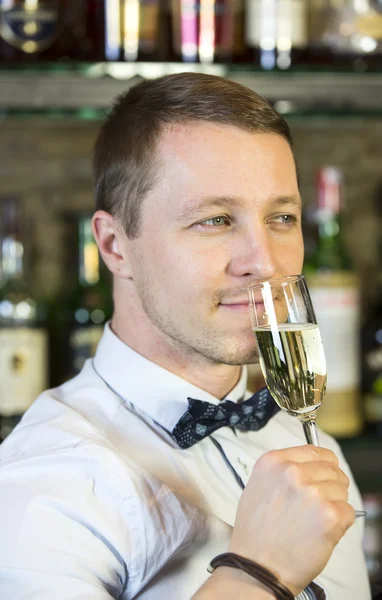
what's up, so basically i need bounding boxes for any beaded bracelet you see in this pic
[207,552,294,600]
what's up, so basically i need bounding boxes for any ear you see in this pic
[92,210,133,279]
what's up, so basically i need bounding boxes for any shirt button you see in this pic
[237,457,248,475]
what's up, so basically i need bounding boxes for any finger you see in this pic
[299,461,350,486]
[329,501,356,541]
[307,481,349,504]
[263,445,339,467]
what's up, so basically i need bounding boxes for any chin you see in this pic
[215,342,259,366]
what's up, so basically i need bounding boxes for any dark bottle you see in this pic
[362,494,382,584]
[104,0,164,61]
[0,196,48,442]
[362,184,382,436]
[363,281,382,435]
[245,0,309,70]
[0,0,105,63]
[49,213,112,387]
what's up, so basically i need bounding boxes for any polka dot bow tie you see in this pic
[171,387,280,450]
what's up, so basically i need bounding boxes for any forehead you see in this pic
[148,122,299,213]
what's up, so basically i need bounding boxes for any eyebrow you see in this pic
[272,195,303,208]
[178,194,303,220]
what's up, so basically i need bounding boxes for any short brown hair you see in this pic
[93,72,296,239]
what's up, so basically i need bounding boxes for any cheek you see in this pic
[166,243,225,285]
[278,232,304,272]
[136,245,209,301]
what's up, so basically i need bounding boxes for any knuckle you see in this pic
[283,462,304,487]
[322,503,340,532]
[304,483,322,503]
[331,502,354,538]
[341,471,350,488]
[325,449,339,466]
[341,483,350,502]
[257,449,280,470]
[343,503,356,529]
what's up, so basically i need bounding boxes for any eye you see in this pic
[269,214,298,226]
[197,215,231,229]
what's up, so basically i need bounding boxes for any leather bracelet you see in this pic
[207,552,294,600]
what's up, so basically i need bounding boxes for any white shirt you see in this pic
[0,323,371,600]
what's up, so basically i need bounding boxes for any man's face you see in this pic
[124,122,304,365]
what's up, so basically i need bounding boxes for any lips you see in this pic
[220,299,249,306]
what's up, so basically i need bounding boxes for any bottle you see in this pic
[363,282,382,435]
[170,0,237,63]
[49,213,112,387]
[304,166,363,438]
[362,183,382,436]
[308,0,382,71]
[0,196,48,442]
[245,0,308,70]
[0,0,105,63]
[104,0,163,62]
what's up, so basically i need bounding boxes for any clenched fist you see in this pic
[228,445,355,596]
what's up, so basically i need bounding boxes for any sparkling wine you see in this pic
[254,323,327,418]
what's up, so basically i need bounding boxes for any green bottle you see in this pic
[304,166,363,438]
[0,196,48,441]
[50,213,113,386]
[362,183,382,436]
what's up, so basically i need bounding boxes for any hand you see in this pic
[228,445,355,596]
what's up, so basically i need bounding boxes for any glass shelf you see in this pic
[1,63,382,114]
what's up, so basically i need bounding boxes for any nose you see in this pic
[227,223,278,281]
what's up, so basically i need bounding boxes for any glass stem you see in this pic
[301,418,320,447]
[300,417,366,519]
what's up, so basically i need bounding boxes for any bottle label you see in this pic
[277,0,307,48]
[138,0,160,54]
[356,11,382,41]
[121,0,160,59]
[69,325,104,376]
[246,0,306,48]
[0,1,60,54]
[246,0,277,48]
[199,0,234,60]
[172,0,198,61]
[0,328,47,415]
[309,285,360,391]
[104,0,122,61]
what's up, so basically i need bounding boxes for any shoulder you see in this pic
[0,397,205,597]
[0,374,203,552]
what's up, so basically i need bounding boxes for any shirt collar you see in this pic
[93,322,248,433]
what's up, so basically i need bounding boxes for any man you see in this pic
[0,73,370,599]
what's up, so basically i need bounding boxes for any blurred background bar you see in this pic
[0,0,381,592]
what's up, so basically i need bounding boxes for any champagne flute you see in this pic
[247,274,365,518]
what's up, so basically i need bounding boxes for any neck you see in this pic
[111,292,242,400]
